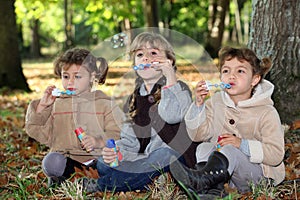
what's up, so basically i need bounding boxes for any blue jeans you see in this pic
[96,147,181,192]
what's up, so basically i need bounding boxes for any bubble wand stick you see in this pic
[205,81,231,90]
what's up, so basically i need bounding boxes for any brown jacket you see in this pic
[25,90,123,163]
[185,80,285,185]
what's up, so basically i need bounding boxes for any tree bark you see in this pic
[64,0,74,50]
[143,0,159,27]
[0,0,30,91]
[205,0,230,58]
[249,0,300,124]
[30,18,42,58]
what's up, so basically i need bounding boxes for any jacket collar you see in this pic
[221,79,274,108]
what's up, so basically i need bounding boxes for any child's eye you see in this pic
[150,51,158,56]
[136,53,143,58]
[75,75,82,79]
[221,69,229,74]
[62,75,69,79]
[238,69,245,73]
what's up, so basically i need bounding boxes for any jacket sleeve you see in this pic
[248,108,285,166]
[115,121,141,161]
[102,103,124,141]
[25,99,53,146]
[158,82,192,124]
[185,99,214,142]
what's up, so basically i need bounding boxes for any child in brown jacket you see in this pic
[25,48,123,187]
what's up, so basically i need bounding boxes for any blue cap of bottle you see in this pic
[106,139,116,148]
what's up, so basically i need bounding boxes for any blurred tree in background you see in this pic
[0,0,30,91]
[13,0,252,58]
[1,0,299,124]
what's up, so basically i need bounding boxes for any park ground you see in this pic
[0,59,299,199]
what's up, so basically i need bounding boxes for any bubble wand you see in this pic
[133,62,160,70]
[52,88,76,96]
[205,81,231,90]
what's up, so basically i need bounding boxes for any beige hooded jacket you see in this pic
[185,80,285,185]
[25,90,123,163]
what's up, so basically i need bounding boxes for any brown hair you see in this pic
[218,47,271,83]
[53,48,108,84]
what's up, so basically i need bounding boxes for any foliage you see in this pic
[0,60,299,199]
[162,0,210,43]
[14,0,252,55]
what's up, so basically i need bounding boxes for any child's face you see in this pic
[220,57,260,102]
[134,43,167,83]
[61,64,92,95]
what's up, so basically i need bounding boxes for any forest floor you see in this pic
[0,60,299,199]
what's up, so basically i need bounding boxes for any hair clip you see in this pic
[52,88,76,96]
[205,81,231,90]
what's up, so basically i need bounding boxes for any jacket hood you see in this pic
[222,79,274,108]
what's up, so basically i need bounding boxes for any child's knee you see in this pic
[42,152,67,177]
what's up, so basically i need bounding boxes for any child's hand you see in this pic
[36,85,57,113]
[81,135,98,152]
[194,80,209,107]
[102,146,118,164]
[218,133,241,148]
[152,59,177,86]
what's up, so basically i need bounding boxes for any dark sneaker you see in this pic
[82,178,99,193]
[47,176,65,188]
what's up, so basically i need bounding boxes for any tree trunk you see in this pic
[248,0,300,124]
[0,0,30,91]
[64,0,74,50]
[30,18,42,58]
[143,0,159,27]
[205,0,230,58]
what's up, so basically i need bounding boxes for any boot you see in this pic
[47,176,66,188]
[170,151,230,194]
[194,162,206,170]
[193,161,228,197]
[82,178,99,193]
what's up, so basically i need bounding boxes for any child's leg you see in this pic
[96,157,114,176]
[220,145,264,193]
[114,147,180,173]
[195,142,215,163]
[42,152,67,178]
[42,152,98,187]
[87,147,180,192]
[42,152,68,187]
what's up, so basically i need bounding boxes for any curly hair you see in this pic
[53,48,108,84]
[218,46,272,83]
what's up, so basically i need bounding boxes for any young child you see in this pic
[83,32,199,192]
[170,47,285,196]
[25,48,123,187]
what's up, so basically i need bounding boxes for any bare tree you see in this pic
[249,0,300,124]
[0,0,30,91]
